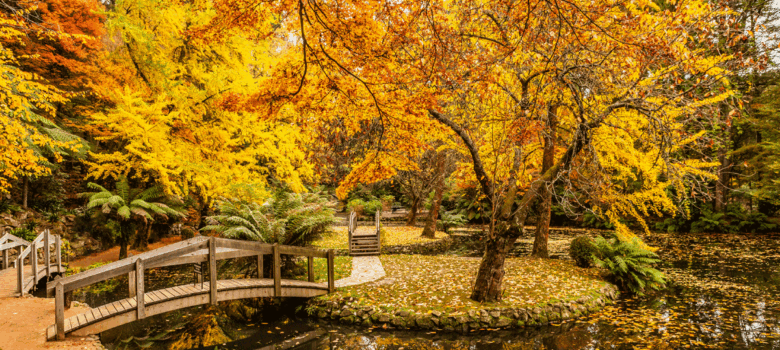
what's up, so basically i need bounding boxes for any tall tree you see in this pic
[531,105,557,258]
[421,149,448,238]
[202,0,735,302]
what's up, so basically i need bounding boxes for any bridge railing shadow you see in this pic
[46,236,334,341]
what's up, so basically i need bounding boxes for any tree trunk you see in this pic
[119,223,130,260]
[134,223,151,250]
[407,198,420,225]
[470,224,523,302]
[422,152,446,238]
[22,176,28,209]
[714,147,730,212]
[532,106,556,258]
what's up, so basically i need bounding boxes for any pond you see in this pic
[88,233,780,349]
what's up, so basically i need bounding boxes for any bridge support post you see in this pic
[273,243,280,297]
[257,254,263,279]
[32,240,37,290]
[136,259,145,319]
[307,256,314,283]
[55,282,64,340]
[209,237,217,305]
[2,249,7,270]
[45,230,51,279]
[17,255,23,295]
[327,250,335,293]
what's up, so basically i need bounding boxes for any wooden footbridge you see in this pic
[347,210,382,256]
[44,236,335,341]
[0,229,65,295]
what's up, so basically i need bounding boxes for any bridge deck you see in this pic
[46,278,327,340]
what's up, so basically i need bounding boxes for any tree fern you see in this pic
[591,233,666,295]
[202,188,337,246]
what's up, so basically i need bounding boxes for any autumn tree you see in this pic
[201,0,734,303]
[85,0,315,222]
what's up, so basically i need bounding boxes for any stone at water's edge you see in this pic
[305,284,620,332]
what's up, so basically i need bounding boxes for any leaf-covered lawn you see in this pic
[314,226,447,250]
[302,256,352,283]
[324,255,609,313]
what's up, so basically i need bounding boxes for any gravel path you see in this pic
[334,256,386,287]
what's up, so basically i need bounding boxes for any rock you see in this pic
[391,317,406,327]
[467,310,477,319]
[538,315,548,325]
[377,314,391,323]
[340,309,353,317]
[516,320,526,327]
[496,317,512,327]
[431,310,442,317]
[397,310,410,317]
[317,310,328,318]
[468,322,481,329]
[489,310,501,318]
[561,311,572,320]
[416,315,434,328]
[431,317,440,326]
[342,315,356,324]
[330,310,340,318]
[518,310,528,322]
[361,318,373,326]
[549,312,561,322]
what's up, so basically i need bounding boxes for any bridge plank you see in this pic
[77,314,88,327]
[84,310,95,324]
[90,308,102,322]
[119,299,132,311]
[158,288,175,300]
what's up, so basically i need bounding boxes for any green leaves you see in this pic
[591,233,665,295]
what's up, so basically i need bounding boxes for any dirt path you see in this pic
[69,236,183,269]
[0,267,102,350]
[0,237,184,349]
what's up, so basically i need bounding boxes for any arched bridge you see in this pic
[45,236,335,341]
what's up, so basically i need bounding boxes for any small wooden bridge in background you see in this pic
[348,210,381,256]
[45,236,335,341]
[0,229,65,295]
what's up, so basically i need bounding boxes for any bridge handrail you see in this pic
[0,232,30,269]
[50,235,335,340]
[17,229,61,295]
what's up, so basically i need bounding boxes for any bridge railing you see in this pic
[0,232,30,270]
[46,236,334,340]
[348,211,357,255]
[17,229,62,295]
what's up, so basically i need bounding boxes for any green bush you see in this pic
[569,236,597,268]
[346,198,382,216]
[10,227,37,241]
[202,188,337,246]
[438,210,466,233]
[592,233,665,295]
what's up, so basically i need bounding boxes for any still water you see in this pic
[90,233,779,349]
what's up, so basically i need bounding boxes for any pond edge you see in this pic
[305,284,620,331]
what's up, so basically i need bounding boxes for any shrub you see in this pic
[569,236,597,268]
[592,233,665,295]
[181,226,195,239]
[346,198,382,216]
[10,227,37,241]
[438,210,466,233]
[202,188,337,246]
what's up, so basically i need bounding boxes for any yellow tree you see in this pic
[0,9,84,197]
[201,0,732,302]
[86,0,315,217]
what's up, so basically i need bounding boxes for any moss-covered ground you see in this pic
[319,255,610,314]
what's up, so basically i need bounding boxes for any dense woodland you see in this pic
[1,0,780,304]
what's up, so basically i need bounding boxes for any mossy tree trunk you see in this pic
[407,197,420,226]
[422,151,446,238]
[532,106,557,258]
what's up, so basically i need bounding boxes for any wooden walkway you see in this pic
[46,278,327,340]
[348,210,381,256]
[46,236,335,341]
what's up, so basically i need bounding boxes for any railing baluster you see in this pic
[129,270,136,298]
[17,254,23,295]
[257,254,263,279]
[31,239,37,290]
[45,230,51,278]
[209,237,217,305]
[136,258,145,319]
[327,250,335,293]
[273,243,280,296]
[2,248,7,270]
[55,281,65,340]
[55,235,62,273]
[307,255,314,283]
